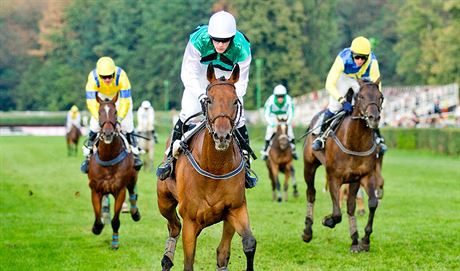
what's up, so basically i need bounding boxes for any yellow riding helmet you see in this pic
[96,57,116,76]
[70,105,79,112]
[350,36,371,55]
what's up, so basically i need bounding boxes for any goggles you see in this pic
[100,73,115,79]
[352,54,369,61]
[210,36,232,43]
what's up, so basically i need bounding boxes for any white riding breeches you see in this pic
[89,96,134,133]
[327,74,360,113]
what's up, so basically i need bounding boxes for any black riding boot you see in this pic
[290,139,298,160]
[152,129,158,144]
[156,119,185,180]
[236,125,257,189]
[261,140,270,161]
[80,131,98,173]
[374,128,387,155]
[127,133,143,170]
[312,109,335,151]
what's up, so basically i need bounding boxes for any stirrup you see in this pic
[312,137,325,151]
[80,159,89,174]
[134,155,143,171]
[244,166,258,189]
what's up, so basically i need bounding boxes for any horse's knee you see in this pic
[242,235,256,255]
[368,197,378,210]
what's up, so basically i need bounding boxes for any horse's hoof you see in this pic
[92,224,103,235]
[131,209,141,222]
[357,209,365,216]
[350,244,360,253]
[293,191,299,198]
[302,228,313,243]
[322,216,336,228]
[359,241,370,252]
[111,244,119,250]
[277,197,282,203]
[161,255,174,271]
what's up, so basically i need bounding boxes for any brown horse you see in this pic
[87,94,141,249]
[157,64,256,271]
[266,117,298,202]
[302,78,383,252]
[66,124,81,156]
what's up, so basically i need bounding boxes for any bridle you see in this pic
[352,82,384,125]
[203,81,242,137]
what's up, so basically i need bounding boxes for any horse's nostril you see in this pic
[212,132,219,140]
[225,134,231,140]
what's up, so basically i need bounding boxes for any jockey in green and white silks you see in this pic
[261,85,298,160]
[156,11,257,188]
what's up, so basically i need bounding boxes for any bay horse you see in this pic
[87,94,141,249]
[66,124,81,156]
[157,64,256,271]
[302,78,383,252]
[265,117,299,202]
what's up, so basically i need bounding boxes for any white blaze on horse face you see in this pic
[104,105,110,119]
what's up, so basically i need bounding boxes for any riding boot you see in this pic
[261,140,270,161]
[311,109,335,151]
[236,125,258,189]
[290,139,298,160]
[152,129,158,144]
[156,119,185,180]
[80,131,98,174]
[374,128,387,155]
[127,132,143,170]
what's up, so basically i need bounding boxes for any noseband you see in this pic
[204,81,242,136]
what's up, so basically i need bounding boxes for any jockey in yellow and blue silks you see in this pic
[312,36,386,152]
[80,56,143,173]
[261,85,297,160]
[156,11,257,188]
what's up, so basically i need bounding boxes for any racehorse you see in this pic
[138,130,154,172]
[157,64,256,271]
[265,117,299,202]
[66,124,81,156]
[302,78,383,252]
[87,94,141,249]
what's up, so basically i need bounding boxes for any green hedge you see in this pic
[381,128,460,155]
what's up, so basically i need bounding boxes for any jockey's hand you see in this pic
[198,94,210,113]
[341,101,353,113]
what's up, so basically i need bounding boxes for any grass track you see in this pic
[1,136,459,270]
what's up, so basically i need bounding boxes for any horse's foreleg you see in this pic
[91,190,104,235]
[227,206,256,271]
[127,183,141,221]
[346,182,360,252]
[302,160,318,242]
[158,185,181,271]
[216,220,235,270]
[290,166,299,198]
[270,164,282,202]
[182,219,200,271]
[360,175,379,252]
[323,177,342,228]
[111,189,126,249]
[283,166,290,201]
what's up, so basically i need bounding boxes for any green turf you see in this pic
[1,136,459,270]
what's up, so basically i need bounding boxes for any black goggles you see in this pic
[352,54,369,61]
[210,36,232,43]
[100,73,115,79]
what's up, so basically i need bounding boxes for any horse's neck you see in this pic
[339,116,373,147]
[97,136,125,159]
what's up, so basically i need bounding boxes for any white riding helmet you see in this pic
[141,100,151,108]
[208,11,237,39]
[273,85,287,96]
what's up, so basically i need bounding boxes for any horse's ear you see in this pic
[374,77,381,86]
[112,94,118,104]
[357,77,365,86]
[229,64,240,83]
[96,94,102,104]
[207,64,216,82]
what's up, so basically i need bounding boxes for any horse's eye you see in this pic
[358,95,364,100]
[233,100,238,106]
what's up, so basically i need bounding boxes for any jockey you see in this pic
[137,100,157,143]
[66,105,81,133]
[311,36,387,152]
[261,84,297,160]
[156,10,257,188]
[80,56,143,173]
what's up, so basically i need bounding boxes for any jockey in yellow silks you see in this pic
[311,36,386,153]
[80,56,143,173]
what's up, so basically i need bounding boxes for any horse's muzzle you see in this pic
[102,132,114,144]
[212,131,231,151]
